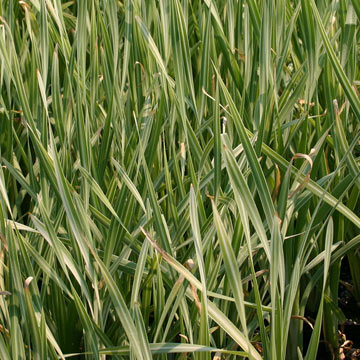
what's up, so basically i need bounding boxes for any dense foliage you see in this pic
[0,0,359,359]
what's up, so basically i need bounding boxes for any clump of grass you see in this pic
[0,1,359,359]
